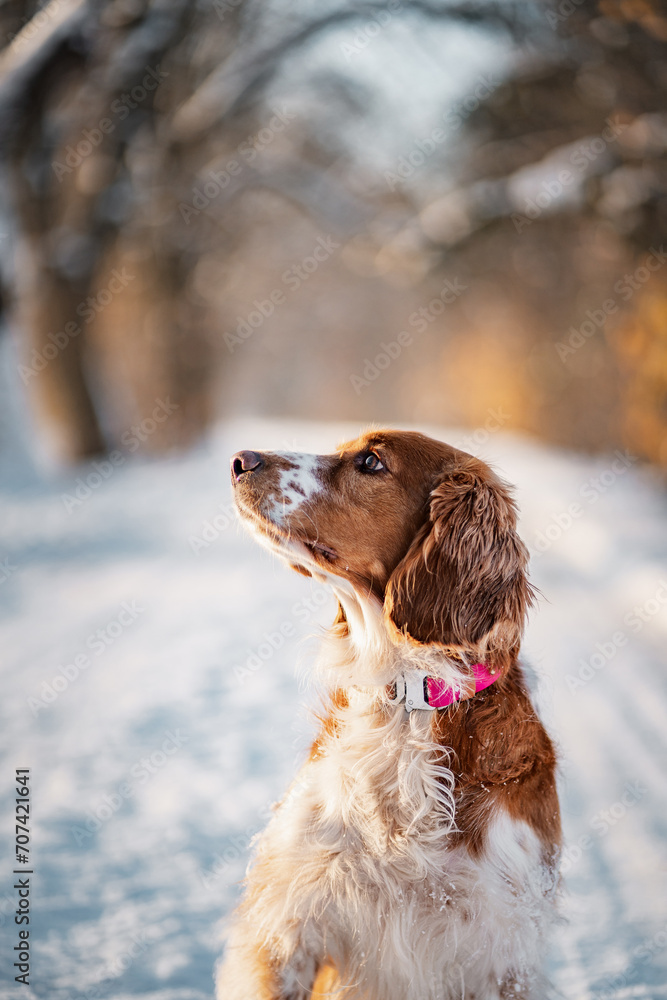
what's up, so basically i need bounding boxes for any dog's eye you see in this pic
[361,452,384,473]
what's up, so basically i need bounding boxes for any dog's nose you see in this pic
[231,450,263,482]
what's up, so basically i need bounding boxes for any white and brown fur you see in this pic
[216,429,561,1000]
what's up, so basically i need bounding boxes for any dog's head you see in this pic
[231,429,534,668]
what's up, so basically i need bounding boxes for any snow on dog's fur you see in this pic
[217,429,562,1000]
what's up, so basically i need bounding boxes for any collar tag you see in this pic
[386,670,433,712]
[404,671,432,711]
[386,664,498,713]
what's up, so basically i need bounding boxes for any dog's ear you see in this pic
[384,461,535,668]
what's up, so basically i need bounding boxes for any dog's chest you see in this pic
[267,706,553,998]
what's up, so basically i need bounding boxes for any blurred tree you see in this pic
[0,0,518,461]
[1,0,665,464]
[0,0,250,460]
[411,0,667,460]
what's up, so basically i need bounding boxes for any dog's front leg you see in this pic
[216,914,321,1000]
[216,764,328,1000]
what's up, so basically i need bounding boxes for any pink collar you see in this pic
[387,663,499,713]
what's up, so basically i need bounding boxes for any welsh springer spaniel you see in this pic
[217,429,561,1000]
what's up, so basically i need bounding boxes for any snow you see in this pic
[1,336,666,998]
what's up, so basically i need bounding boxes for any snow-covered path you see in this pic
[1,398,666,998]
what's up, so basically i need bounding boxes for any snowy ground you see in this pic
[1,341,667,999]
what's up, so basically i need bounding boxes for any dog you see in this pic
[216,428,561,1000]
